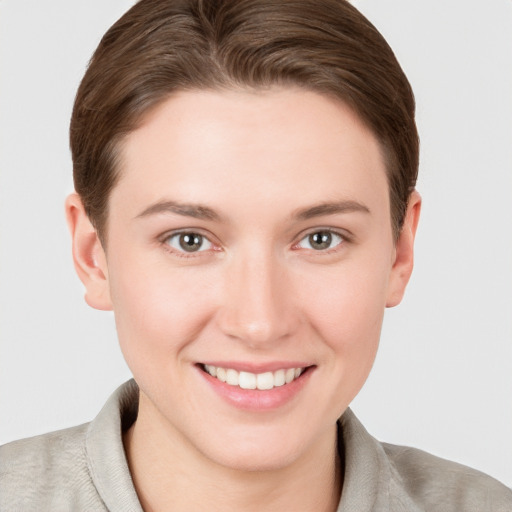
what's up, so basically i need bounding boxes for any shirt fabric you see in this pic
[1,380,511,511]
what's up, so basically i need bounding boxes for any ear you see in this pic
[386,190,421,308]
[65,193,112,311]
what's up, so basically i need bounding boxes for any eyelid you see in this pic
[292,227,352,251]
[159,228,221,256]
[157,226,352,256]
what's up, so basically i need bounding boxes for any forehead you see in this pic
[111,88,389,222]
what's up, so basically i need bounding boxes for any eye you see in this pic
[165,232,213,253]
[297,230,344,251]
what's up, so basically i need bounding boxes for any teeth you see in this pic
[274,369,286,387]
[226,369,239,386]
[203,365,305,390]
[216,367,226,382]
[239,371,256,389]
[256,372,274,390]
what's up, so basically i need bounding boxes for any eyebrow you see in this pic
[135,199,370,222]
[293,200,370,220]
[136,200,221,221]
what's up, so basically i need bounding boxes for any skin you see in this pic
[66,88,420,512]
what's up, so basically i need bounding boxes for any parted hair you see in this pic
[70,0,419,242]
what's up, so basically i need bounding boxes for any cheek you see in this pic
[107,257,219,370]
[297,255,390,364]
[284,259,389,422]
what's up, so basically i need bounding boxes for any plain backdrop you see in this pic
[1,0,511,487]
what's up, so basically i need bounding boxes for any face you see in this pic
[70,88,419,472]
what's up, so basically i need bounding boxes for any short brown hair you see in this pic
[70,0,418,242]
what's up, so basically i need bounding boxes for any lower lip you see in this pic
[197,366,314,411]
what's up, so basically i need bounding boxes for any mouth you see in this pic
[200,364,311,390]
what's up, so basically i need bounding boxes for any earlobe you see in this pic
[386,190,421,308]
[65,193,113,311]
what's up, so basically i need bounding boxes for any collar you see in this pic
[86,379,142,512]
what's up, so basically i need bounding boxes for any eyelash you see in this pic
[160,228,350,258]
[161,230,217,258]
[292,229,348,253]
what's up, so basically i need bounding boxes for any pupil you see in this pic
[179,233,202,252]
[310,232,331,250]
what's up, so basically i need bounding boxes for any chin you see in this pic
[196,423,319,473]
[209,443,300,473]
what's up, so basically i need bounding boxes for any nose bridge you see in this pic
[218,245,293,346]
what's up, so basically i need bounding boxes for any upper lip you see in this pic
[199,361,313,373]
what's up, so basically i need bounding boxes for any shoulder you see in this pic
[0,422,89,473]
[0,424,106,511]
[382,442,512,511]
[338,408,512,511]
[0,380,141,512]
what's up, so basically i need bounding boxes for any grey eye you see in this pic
[298,231,343,251]
[166,232,212,253]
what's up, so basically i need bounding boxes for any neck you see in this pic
[123,393,342,512]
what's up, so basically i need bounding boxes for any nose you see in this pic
[216,248,296,348]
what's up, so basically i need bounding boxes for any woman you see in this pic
[1,1,511,510]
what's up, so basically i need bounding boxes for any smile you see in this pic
[202,364,306,390]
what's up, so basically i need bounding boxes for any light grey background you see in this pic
[1,0,511,487]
